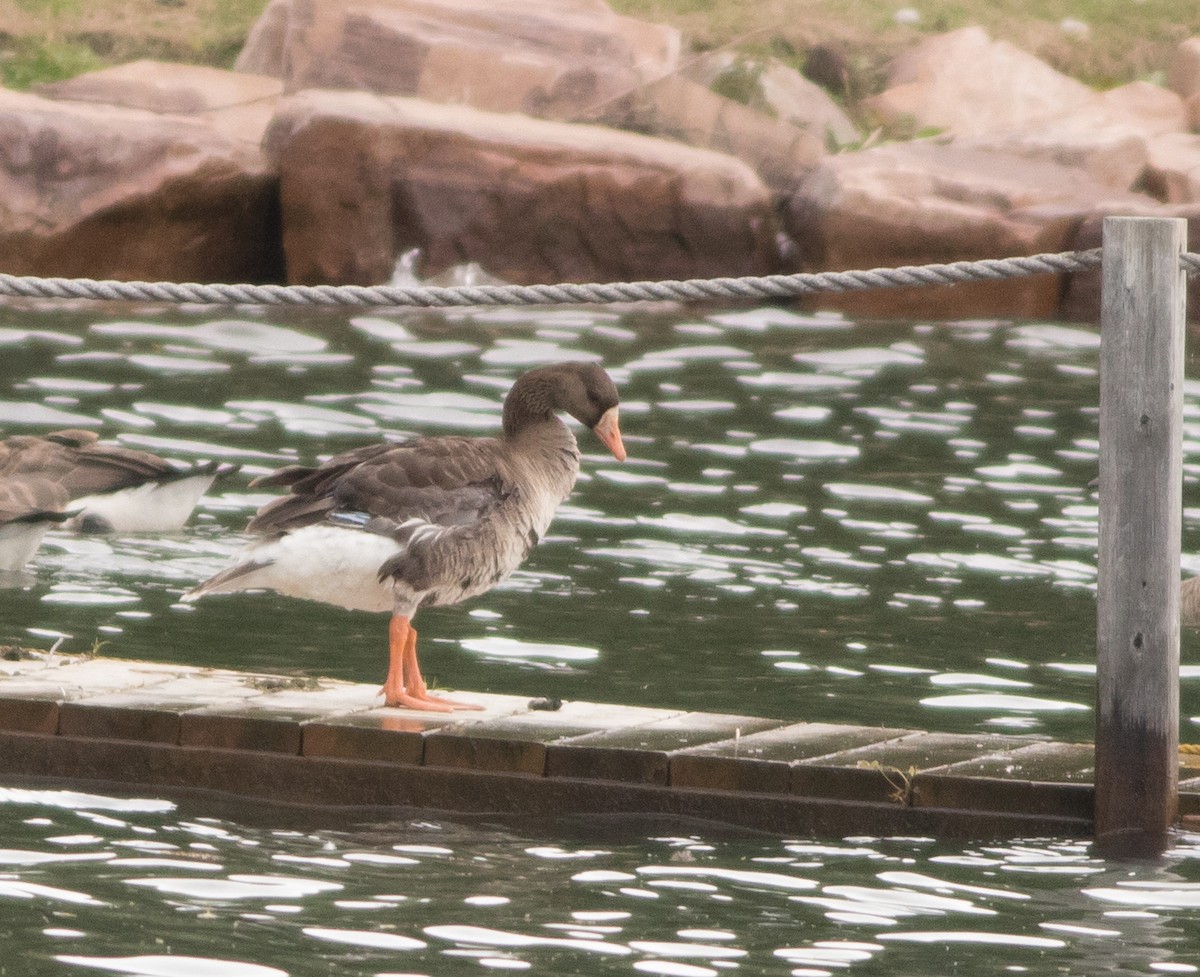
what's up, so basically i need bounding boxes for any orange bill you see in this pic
[593,406,626,461]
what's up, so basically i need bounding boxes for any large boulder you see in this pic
[786,138,1151,319]
[1143,133,1200,203]
[0,88,281,283]
[864,27,1096,138]
[33,60,283,146]
[836,24,1199,322]
[866,28,1188,148]
[758,58,860,146]
[1168,37,1200,101]
[968,118,1148,192]
[1099,80,1188,138]
[1167,36,1200,128]
[263,89,781,286]
[596,74,825,198]
[237,0,680,121]
[684,53,860,147]
[1059,206,1200,323]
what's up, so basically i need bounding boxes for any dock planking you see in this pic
[0,648,1178,839]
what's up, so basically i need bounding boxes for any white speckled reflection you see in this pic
[0,786,1198,975]
[4,306,1200,744]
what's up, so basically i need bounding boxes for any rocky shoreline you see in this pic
[3,0,1199,321]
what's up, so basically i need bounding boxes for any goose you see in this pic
[1182,576,1200,627]
[0,429,229,547]
[1091,481,1200,629]
[0,479,72,572]
[184,362,626,712]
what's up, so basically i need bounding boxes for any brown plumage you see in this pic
[0,478,72,572]
[184,362,626,712]
[0,430,181,498]
[1182,576,1200,627]
[0,429,229,569]
[0,476,69,524]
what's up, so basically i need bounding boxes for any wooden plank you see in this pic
[916,740,1096,821]
[546,712,785,785]
[303,692,531,764]
[59,671,271,744]
[423,701,682,775]
[1096,215,1188,858]
[0,729,1093,839]
[792,732,1038,805]
[0,652,1124,837]
[670,722,917,793]
[0,658,185,733]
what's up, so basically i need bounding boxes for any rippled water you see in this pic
[4,784,1200,976]
[4,301,1200,973]
[5,303,1199,740]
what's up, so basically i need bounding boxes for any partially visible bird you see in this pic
[0,429,230,568]
[1092,477,1200,629]
[0,479,72,572]
[183,362,626,712]
[1181,576,1200,627]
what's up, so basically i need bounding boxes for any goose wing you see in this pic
[0,430,186,498]
[0,479,70,526]
[246,436,514,538]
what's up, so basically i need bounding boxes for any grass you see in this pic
[0,0,267,88]
[0,0,1196,94]
[1,36,104,88]
[609,0,1200,90]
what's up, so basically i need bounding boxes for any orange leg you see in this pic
[382,615,484,712]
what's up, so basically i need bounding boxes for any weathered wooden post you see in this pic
[1096,216,1188,858]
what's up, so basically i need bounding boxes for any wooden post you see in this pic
[1096,216,1188,858]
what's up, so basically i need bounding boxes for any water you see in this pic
[4,785,1200,976]
[3,300,1200,974]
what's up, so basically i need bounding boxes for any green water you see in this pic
[2,301,1200,975]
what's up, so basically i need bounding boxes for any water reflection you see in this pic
[1,785,1200,975]
[1,304,1198,744]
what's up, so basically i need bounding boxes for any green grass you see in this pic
[0,0,1196,94]
[13,0,84,15]
[611,0,1200,90]
[0,0,269,88]
[1,37,104,89]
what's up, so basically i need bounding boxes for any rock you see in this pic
[1099,80,1188,138]
[686,53,859,147]
[610,9,683,79]
[1168,37,1200,100]
[0,87,282,284]
[1143,133,1200,203]
[867,28,1189,150]
[970,118,1148,192]
[862,27,1200,221]
[264,89,780,286]
[236,0,680,122]
[1189,94,1200,133]
[1059,206,1200,323]
[34,60,283,146]
[864,26,1097,138]
[598,74,825,198]
[759,59,860,146]
[786,137,1150,319]
[35,59,281,117]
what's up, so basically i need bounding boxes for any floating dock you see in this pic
[3,649,1198,838]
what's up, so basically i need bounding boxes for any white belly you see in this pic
[215,525,401,613]
[0,522,51,571]
[67,474,217,533]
